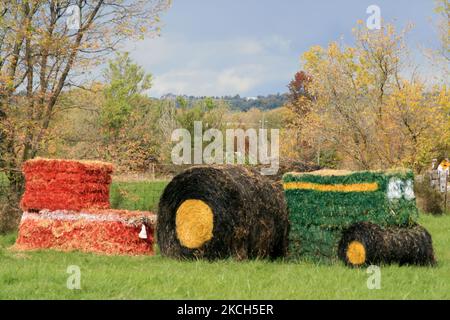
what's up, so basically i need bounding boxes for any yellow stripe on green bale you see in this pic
[283,181,378,192]
[176,199,214,249]
[346,241,366,265]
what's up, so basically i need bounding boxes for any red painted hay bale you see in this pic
[22,158,114,175]
[21,193,111,212]
[24,172,112,184]
[14,209,156,256]
[20,158,113,211]
[26,181,110,194]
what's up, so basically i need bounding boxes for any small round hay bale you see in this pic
[382,224,435,266]
[338,222,435,267]
[157,165,289,260]
[338,222,384,266]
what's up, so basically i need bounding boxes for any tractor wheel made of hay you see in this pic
[338,222,384,267]
[380,224,435,266]
[338,222,436,267]
[157,165,290,260]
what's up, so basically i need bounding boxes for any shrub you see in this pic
[414,175,444,215]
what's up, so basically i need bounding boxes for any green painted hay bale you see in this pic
[291,225,341,261]
[283,169,419,261]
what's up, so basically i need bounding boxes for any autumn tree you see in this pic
[49,54,163,173]
[287,71,313,117]
[434,0,449,64]
[0,0,171,193]
[48,82,105,159]
[285,70,323,164]
[294,22,449,171]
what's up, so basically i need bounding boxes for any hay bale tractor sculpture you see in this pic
[14,158,435,268]
[158,166,435,267]
[283,169,435,266]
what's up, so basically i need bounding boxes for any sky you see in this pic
[126,0,442,98]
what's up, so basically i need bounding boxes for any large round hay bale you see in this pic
[157,165,289,260]
[338,222,435,267]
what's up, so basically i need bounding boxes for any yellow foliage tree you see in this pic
[296,23,449,171]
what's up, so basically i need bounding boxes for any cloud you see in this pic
[151,69,215,96]
[217,65,264,93]
[150,65,264,96]
[129,33,297,97]
[237,40,265,55]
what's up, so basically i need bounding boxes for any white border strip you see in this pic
[21,209,157,225]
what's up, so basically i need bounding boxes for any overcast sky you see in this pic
[125,0,441,98]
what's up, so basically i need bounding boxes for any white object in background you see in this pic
[404,179,415,200]
[439,171,449,193]
[437,160,449,193]
[139,224,148,239]
[431,159,437,170]
[387,178,403,200]
[66,5,81,31]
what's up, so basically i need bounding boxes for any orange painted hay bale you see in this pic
[14,209,156,256]
[20,158,114,211]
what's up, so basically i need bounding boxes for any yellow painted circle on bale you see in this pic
[346,241,366,266]
[176,199,214,249]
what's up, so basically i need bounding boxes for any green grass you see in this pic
[110,180,168,211]
[1,213,449,299]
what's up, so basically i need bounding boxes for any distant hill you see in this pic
[159,93,289,111]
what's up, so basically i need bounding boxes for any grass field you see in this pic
[110,180,168,211]
[1,180,449,299]
[1,214,449,299]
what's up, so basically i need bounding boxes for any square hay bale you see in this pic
[20,158,113,211]
[283,169,419,261]
[14,209,156,256]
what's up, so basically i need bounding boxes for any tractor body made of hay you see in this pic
[283,169,435,266]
